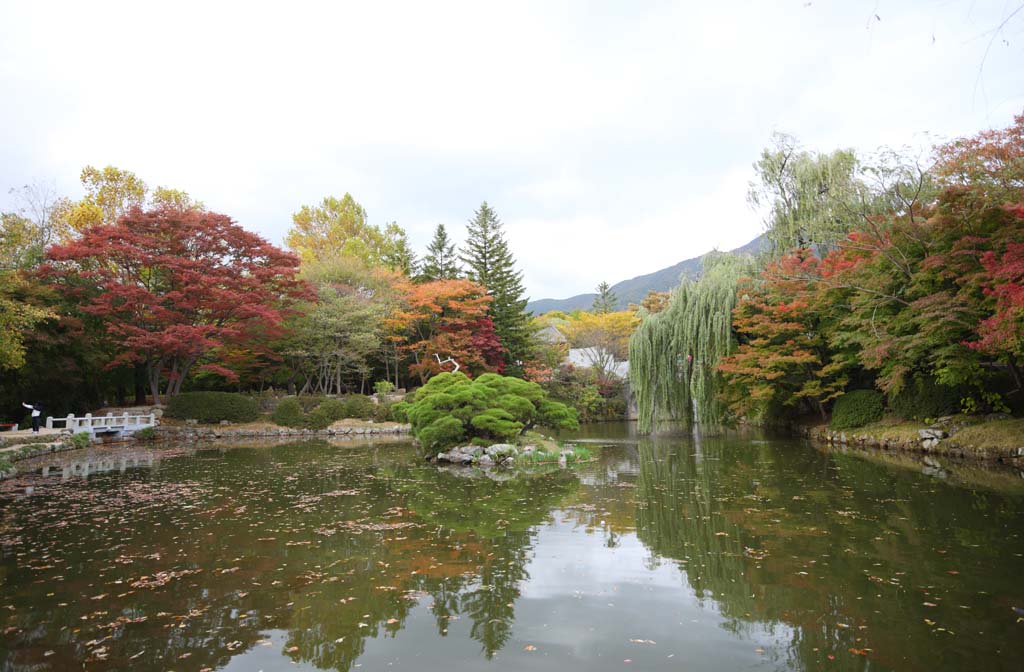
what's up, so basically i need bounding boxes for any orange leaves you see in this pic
[388,278,504,381]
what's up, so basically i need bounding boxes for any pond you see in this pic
[1,424,1023,671]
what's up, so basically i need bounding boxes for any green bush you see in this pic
[373,401,393,423]
[305,398,351,429]
[830,389,884,430]
[165,392,260,423]
[69,432,92,449]
[405,372,579,452]
[134,426,158,441]
[340,394,376,420]
[391,401,410,423]
[889,375,964,421]
[295,396,328,412]
[417,415,465,450]
[271,398,306,427]
[374,380,395,396]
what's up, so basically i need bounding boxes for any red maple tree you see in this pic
[43,206,309,404]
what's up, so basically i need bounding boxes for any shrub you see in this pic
[405,372,579,453]
[889,375,964,421]
[373,401,393,423]
[830,389,884,429]
[134,426,158,441]
[340,394,376,420]
[69,432,92,449]
[417,415,466,451]
[296,396,328,412]
[374,380,396,396]
[165,392,260,423]
[271,398,306,428]
[391,401,410,423]
[305,399,348,429]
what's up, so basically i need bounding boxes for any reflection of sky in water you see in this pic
[220,515,795,672]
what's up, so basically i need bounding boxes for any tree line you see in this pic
[631,112,1024,431]
[0,173,540,418]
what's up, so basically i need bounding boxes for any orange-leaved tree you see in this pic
[387,278,504,383]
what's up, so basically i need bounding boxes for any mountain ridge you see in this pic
[525,234,767,314]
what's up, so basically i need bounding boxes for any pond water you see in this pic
[1,424,1023,671]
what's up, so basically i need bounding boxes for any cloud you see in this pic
[1,1,1021,299]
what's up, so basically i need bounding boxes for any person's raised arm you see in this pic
[22,402,33,410]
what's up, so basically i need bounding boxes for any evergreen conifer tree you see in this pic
[460,202,531,374]
[418,223,460,281]
[592,281,617,313]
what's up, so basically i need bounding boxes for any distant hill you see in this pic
[526,234,767,315]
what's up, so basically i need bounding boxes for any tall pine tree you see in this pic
[592,281,617,313]
[418,223,460,281]
[460,202,531,374]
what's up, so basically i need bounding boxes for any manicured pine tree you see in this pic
[460,202,531,375]
[592,281,617,313]
[418,223,460,281]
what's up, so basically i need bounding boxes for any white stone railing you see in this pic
[46,413,157,435]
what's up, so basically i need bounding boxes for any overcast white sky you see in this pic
[1,1,1021,300]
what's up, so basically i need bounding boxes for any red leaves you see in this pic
[970,206,1024,355]
[41,206,309,398]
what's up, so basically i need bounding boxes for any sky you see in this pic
[1,1,1022,301]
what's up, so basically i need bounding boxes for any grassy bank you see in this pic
[803,415,1024,462]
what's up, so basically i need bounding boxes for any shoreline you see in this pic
[797,416,1024,464]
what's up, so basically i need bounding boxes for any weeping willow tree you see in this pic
[749,132,864,255]
[629,253,752,432]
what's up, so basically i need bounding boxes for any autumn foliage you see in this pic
[43,206,308,403]
[387,278,505,382]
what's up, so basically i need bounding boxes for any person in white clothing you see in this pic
[22,402,42,433]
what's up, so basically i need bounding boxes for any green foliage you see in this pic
[69,432,92,449]
[271,398,306,428]
[592,281,617,313]
[272,395,379,429]
[165,392,260,424]
[417,415,465,451]
[750,133,865,254]
[418,223,460,281]
[459,202,531,374]
[405,371,578,452]
[374,380,395,396]
[305,399,348,430]
[630,254,752,431]
[888,375,964,421]
[372,401,393,423]
[391,401,410,423]
[134,426,158,441]
[830,390,884,430]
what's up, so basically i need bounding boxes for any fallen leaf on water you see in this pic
[524,645,537,651]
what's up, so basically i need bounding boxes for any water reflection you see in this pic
[0,431,1022,671]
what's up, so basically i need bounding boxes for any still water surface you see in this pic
[1,424,1023,671]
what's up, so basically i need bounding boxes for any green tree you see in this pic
[629,253,753,431]
[418,223,460,281]
[380,222,417,276]
[460,202,531,373]
[286,194,379,265]
[750,133,864,254]
[592,281,617,313]
[0,272,53,371]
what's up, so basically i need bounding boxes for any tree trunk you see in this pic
[147,360,163,407]
[134,362,147,405]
